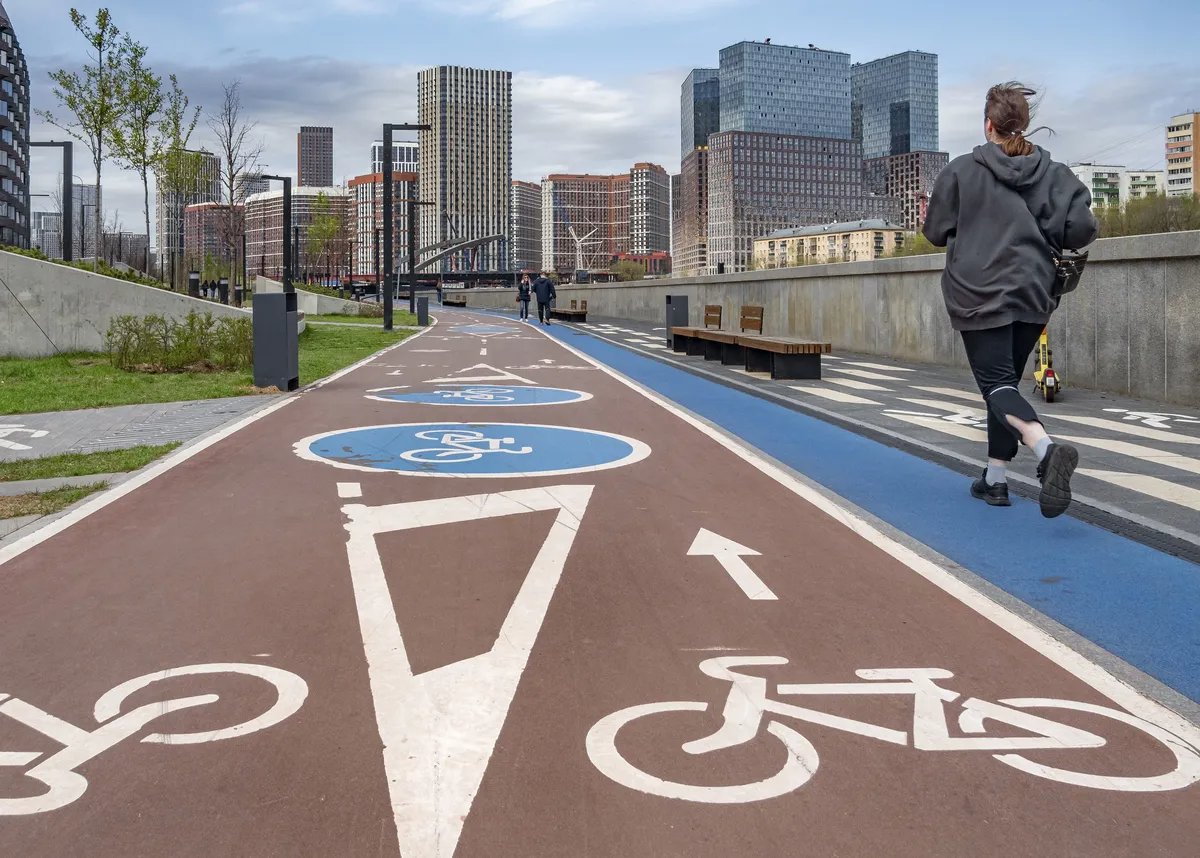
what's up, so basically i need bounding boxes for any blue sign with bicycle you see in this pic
[297,422,650,478]
[367,386,591,407]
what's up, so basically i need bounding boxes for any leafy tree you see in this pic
[111,40,161,274]
[40,8,134,271]
[612,259,647,281]
[154,75,203,287]
[307,192,340,274]
[1096,194,1200,238]
[889,232,945,258]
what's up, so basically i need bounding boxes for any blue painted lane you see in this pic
[550,326,1200,704]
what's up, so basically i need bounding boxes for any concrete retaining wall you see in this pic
[458,231,1200,405]
[1,251,249,358]
[253,276,367,317]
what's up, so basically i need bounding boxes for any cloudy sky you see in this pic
[15,0,1200,242]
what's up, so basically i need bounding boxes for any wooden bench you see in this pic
[670,304,723,354]
[441,293,467,307]
[739,337,832,379]
[550,299,587,323]
[693,305,764,365]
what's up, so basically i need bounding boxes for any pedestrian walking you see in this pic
[532,272,557,326]
[923,82,1098,518]
[517,274,532,321]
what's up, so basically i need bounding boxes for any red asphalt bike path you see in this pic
[0,310,1197,857]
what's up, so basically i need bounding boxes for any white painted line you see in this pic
[1047,415,1200,445]
[344,485,594,858]
[1077,469,1200,509]
[899,398,988,420]
[337,482,363,499]
[688,529,777,600]
[480,348,487,356]
[425,364,534,385]
[1057,435,1200,476]
[531,323,1200,760]
[0,321,438,568]
[790,386,881,406]
[910,385,984,403]
[643,344,669,350]
[366,386,410,393]
[828,367,907,382]
[846,361,916,373]
[883,412,988,442]
[827,378,890,392]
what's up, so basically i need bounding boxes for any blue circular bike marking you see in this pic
[296,422,650,478]
[367,386,591,407]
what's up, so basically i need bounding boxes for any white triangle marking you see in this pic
[342,485,594,858]
[425,364,535,385]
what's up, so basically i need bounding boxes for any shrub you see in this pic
[356,302,384,318]
[105,311,253,372]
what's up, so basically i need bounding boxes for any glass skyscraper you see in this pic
[0,1,30,248]
[681,68,720,159]
[852,51,939,159]
[718,42,852,139]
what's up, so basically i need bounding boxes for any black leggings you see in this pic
[960,322,1045,462]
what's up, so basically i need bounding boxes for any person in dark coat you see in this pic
[923,82,1098,518]
[531,272,557,325]
[517,274,532,321]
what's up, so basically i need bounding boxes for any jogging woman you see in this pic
[923,83,1098,518]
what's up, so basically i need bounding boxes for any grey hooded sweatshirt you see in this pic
[922,144,1098,331]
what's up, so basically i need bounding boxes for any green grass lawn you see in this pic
[306,311,418,326]
[0,443,181,483]
[0,326,413,415]
[0,483,108,520]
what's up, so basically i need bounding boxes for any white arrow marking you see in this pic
[687,529,777,601]
[425,364,534,385]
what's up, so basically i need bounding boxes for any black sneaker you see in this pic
[1036,443,1079,519]
[970,471,1011,507]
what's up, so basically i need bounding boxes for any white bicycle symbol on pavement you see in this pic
[0,662,308,815]
[587,656,1200,802]
[399,429,534,464]
[433,388,518,403]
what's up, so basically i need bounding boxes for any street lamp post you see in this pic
[260,175,293,291]
[381,122,431,330]
[30,141,73,262]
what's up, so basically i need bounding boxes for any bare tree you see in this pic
[111,40,162,274]
[207,80,263,286]
[39,8,133,272]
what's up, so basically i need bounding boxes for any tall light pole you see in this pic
[260,174,293,291]
[382,122,430,329]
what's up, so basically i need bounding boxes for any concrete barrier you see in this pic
[0,251,249,358]
[253,276,367,317]
[458,231,1200,405]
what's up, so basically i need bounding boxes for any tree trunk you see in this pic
[142,173,151,275]
[94,164,102,273]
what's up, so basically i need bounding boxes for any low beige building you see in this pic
[754,219,910,269]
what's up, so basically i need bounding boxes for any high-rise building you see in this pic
[101,231,149,269]
[673,146,711,276]
[297,126,334,188]
[707,130,900,273]
[1166,112,1198,198]
[681,68,720,159]
[863,150,949,231]
[0,2,30,248]
[1068,163,1124,209]
[371,141,419,175]
[347,172,418,281]
[235,175,270,203]
[155,150,221,268]
[1122,169,1166,202]
[31,211,61,259]
[852,51,939,159]
[418,66,512,273]
[630,163,670,255]
[542,173,629,273]
[71,183,100,260]
[183,202,241,269]
[719,41,852,139]
[510,180,542,272]
[245,186,350,280]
